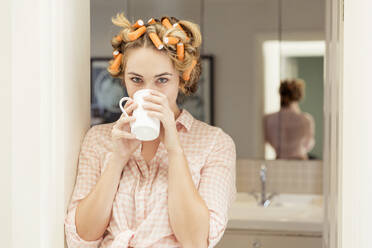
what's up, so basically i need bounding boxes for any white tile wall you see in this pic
[236,159,323,194]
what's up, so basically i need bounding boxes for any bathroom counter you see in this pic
[227,192,323,233]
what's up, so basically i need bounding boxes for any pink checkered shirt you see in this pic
[64,108,237,248]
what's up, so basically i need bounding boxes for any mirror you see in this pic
[263,0,324,160]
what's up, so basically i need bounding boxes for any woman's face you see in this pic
[124,47,180,110]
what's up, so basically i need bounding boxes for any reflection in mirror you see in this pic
[263,41,325,160]
[264,78,315,160]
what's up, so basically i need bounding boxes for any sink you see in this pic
[228,192,323,232]
[235,192,323,208]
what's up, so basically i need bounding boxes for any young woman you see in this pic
[264,79,315,160]
[64,12,237,248]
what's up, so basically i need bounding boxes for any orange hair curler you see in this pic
[132,19,144,29]
[115,34,122,42]
[161,18,173,29]
[149,32,164,50]
[177,43,184,61]
[173,23,190,42]
[182,59,197,81]
[110,53,123,73]
[113,50,120,58]
[147,18,156,25]
[173,22,185,32]
[128,26,147,41]
[164,36,180,45]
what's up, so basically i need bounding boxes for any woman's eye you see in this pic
[158,78,168,83]
[130,77,142,83]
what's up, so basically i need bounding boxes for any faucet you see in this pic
[260,164,268,205]
[250,164,277,207]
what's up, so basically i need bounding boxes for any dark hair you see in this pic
[279,78,305,107]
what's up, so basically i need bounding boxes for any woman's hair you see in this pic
[107,12,202,96]
[279,78,305,107]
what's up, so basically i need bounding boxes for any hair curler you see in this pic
[133,19,144,29]
[173,23,190,42]
[161,18,173,29]
[113,50,120,59]
[109,53,123,73]
[128,26,147,41]
[164,36,180,45]
[149,32,164,50]
[177,43,184,61]
[147,18,156,25]
[115,34,122,42]
[182,59,197,81]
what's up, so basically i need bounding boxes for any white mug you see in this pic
[119,89,160,141]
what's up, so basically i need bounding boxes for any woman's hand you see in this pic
[111,99,141,159]
[142,90,182,152]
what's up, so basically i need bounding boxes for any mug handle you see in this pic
[119,97,133,118]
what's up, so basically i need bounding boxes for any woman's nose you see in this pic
[144,87,158,93]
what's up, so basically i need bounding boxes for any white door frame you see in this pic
[323,0,343,247]
[324,0,372,248]
[5,0,90,247]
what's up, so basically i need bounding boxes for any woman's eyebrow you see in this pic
[128,72,143,77]
[154,72,173,77]
[128,72,173,77]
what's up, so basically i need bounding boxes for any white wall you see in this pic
[91,0,129,57]
[341,0,372,247]
[0,0,12,247]
[91,0,325,158]
[3,0,90,247]
[11,0,43,245]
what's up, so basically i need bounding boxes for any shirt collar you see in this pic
[175,108,193,132]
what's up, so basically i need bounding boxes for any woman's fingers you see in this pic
[142,102,162,112]
[111,98,140,141]
[124,101,138,115]
[143,94,163,105]
[116,115,136,128]
[122,99,133,110]
[122,98,133,110]
[112,128,136,139]
[115,101,138,126]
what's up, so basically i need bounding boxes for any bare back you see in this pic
[264,109,315,159]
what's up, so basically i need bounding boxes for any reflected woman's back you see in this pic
[264,103,315,160]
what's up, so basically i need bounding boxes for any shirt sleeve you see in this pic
[198,128,237,248]
[64,125,105,248]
